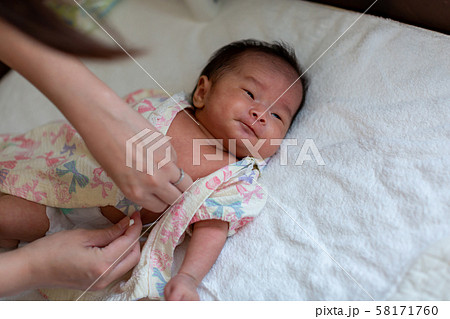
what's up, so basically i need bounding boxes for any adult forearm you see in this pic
[0,18,152,143]
[0,249,34,297]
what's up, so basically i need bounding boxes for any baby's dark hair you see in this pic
[191,39,308,125]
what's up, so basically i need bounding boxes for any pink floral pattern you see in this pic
[206,176,221,189]
[0,160,16,169]
[36,151,66,167]
[150,249,172,271]
[159,198,187,247]
[90,167,113,199]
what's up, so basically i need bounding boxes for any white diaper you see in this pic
[45,207,113,236]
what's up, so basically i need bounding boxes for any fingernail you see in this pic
[119,216,130,229]
[129,219,135,226]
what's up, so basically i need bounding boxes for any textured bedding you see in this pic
[0,0,449,300]
[388,236,450,301]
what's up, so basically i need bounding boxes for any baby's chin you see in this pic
[221,137,279,160]
[233,145,277,161]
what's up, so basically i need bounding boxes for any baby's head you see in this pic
[191,39,307,159]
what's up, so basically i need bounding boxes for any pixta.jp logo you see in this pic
[126,129,172,175]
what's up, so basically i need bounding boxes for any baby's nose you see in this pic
[250,106,267,124]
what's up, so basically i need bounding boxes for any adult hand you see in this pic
[0,18,193,212]
[91,123,194,213]
[0,212,142,297]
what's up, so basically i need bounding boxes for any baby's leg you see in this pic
[100,206,161,225]
[0,194,49,248]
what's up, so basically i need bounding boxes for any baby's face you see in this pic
[193,52,303,159]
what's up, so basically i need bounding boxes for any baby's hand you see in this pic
[164,273,200,301]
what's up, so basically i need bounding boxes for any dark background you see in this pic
[306,0,450,35]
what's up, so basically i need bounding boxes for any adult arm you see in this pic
[0,212,142,297]
[0,18,191,211]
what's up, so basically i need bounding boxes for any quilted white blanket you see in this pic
[0,0,448,300]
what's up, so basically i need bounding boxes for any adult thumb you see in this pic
[87,217,130,247]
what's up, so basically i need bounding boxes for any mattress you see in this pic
[0,0,449,300]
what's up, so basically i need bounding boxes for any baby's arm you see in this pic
[164,219,228,301]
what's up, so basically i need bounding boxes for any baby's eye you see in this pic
[244,89,254,99]
[271,113,281,120]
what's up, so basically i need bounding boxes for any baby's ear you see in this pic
[192,75,211,109]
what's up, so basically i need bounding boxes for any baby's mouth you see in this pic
[239,120,257,137]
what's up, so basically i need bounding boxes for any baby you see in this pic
[0,39,306,300]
